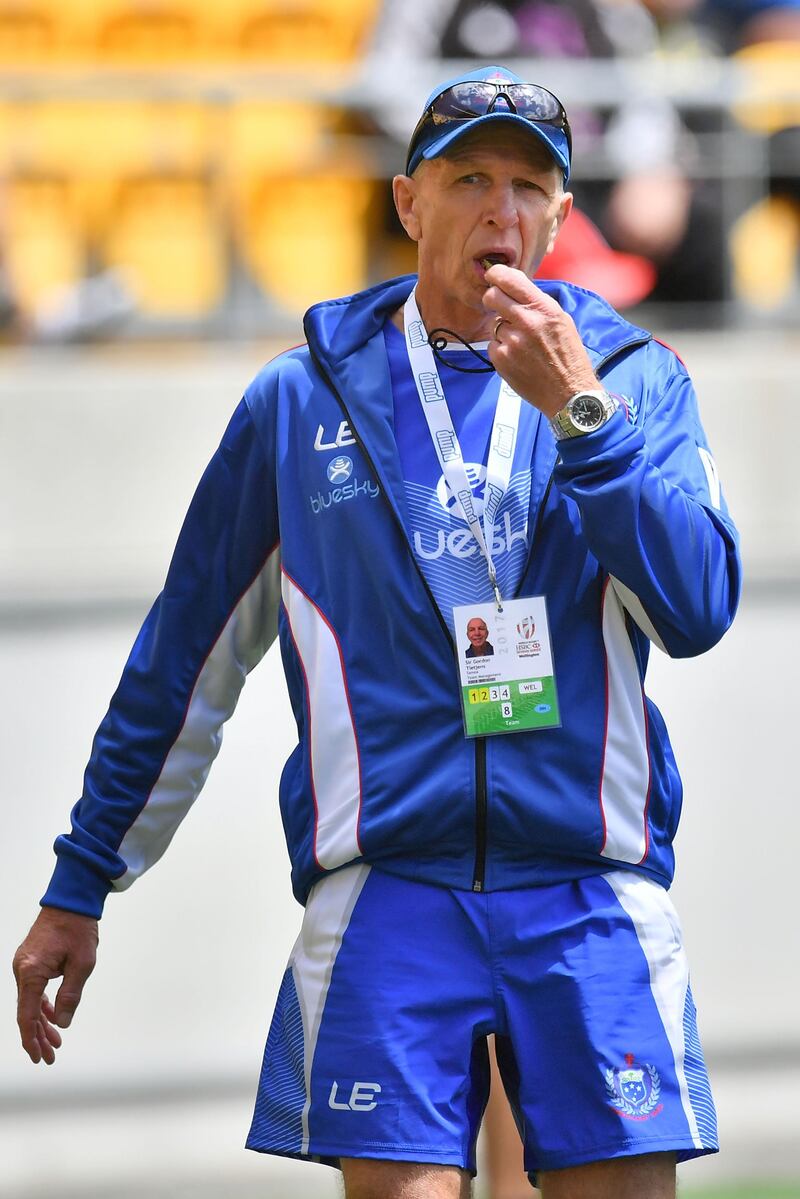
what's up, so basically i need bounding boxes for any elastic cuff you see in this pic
[41,854,114,920]
[554,408,642,466]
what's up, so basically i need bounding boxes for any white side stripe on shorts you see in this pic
[603,871,704,1150]
[290,863,372,1155]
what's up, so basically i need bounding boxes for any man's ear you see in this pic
[547,191,573,255]
[393,174,422,242]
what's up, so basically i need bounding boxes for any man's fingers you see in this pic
[18,983,66,1062]
[16,974,50,1041]
[482,263,551,310]
[42,1013,63,1050]
[37,1019,57,1065]
[17,995,45,1063]
[54,956,95,1029]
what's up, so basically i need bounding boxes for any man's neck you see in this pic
[390,286,493,345]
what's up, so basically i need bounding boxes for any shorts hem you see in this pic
[528,1136,718,1174]
[246,1139,471,1171]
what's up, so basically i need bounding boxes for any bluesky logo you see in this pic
[310,476,379,515]
[327,456,353,483]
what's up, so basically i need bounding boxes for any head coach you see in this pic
[14,65,741,1199]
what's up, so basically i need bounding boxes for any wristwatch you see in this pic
[550,390,619,440]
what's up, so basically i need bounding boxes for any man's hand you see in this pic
[13,907,99,1064]
[483,264,602,418]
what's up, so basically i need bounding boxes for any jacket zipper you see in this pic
[472,740,488,891]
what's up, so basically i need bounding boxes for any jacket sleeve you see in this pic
[41,396,281,919]
[553,344,741,658]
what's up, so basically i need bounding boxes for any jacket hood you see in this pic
[304,275,651,372]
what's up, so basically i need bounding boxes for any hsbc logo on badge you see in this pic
[515,614,541,658]
[327,455,353,483]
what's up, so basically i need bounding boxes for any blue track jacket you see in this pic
[42,276,741,918]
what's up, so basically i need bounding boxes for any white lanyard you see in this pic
[404,287,521,610]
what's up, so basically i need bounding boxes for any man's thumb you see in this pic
[54,958,95,1028]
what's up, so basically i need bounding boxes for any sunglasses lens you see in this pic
[506,85,564,124]
[431,83,565,128]
[431,82,497,124]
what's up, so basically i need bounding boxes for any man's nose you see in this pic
[485,187,519,229]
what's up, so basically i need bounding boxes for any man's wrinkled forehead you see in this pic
[428,123,561,177]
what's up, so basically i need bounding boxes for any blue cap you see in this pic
[406,65,571,182]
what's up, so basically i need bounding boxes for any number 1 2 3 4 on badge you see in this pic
[454,596,561,737]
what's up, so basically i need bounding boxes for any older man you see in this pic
[14,66,740,1199]
[465,617,494,657]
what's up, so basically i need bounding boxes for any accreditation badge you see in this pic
[454,596,561,737]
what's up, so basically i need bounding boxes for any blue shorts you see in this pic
[246,865,718,1177]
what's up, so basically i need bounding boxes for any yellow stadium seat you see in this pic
[1,97,216,176]
[0,1,62,63]
[238,172,374,312]
[225,99,329,180]
[0,98,226,320]
[0,98,220,230]
[730,194,800,310]
[732,40,800,134]
[66,0,214,62]
[2,178,85,316]
[218,0,380,62]
[102,176,227,317]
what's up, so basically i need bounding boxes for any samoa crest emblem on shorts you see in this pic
[605,1054,663,1121]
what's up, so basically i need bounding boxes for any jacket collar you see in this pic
[304,273,651,376]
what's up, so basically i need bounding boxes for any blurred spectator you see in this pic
[0,183,19,335]
[371,0,730,307]
[702,0,800,50]
[536,205,657,307]
[0,267,17,335]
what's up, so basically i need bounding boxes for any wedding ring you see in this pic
[493,316,506,338]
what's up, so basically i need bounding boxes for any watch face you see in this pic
[570,394,605,430]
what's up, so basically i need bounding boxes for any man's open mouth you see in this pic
[479,253,511,269]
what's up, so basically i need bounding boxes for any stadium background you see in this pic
[1,2,798,1196]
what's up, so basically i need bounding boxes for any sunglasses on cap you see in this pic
[405,81,572,175]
